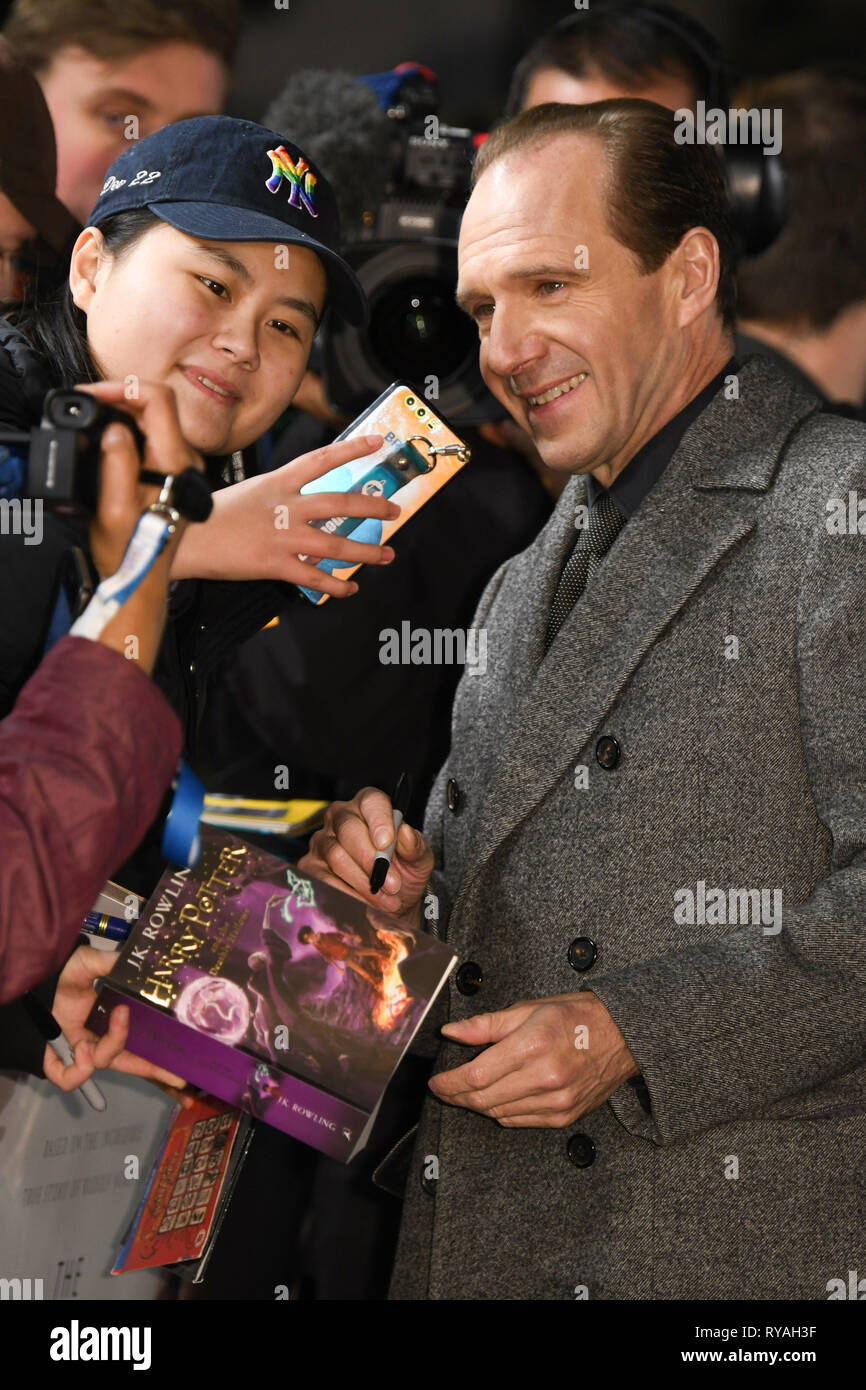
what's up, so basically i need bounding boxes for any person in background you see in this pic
[0,37,79,304]
[505,0,715,117]
[3,0,238,224]
[735,69,866,416]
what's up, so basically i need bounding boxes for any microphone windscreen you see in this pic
[263,70,392,234]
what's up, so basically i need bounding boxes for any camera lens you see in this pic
[322,241,505,425]
[368,277,477,381]
[45,388,100,431]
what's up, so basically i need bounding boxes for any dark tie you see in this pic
[544,491,626,652]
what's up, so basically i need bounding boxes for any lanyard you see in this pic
[70,503,205,867]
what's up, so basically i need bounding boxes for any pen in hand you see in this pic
[369,772,413,895]
[21,989,107,1112]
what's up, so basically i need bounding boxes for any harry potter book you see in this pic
[87,829,455,1161]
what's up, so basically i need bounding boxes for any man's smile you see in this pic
[523,370,588,416]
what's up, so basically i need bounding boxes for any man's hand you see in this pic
[299,787,434,929]
[430,992,639,1127]
[43,945,193,1107]
[170,434,402,598]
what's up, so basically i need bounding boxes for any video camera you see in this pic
[320,68,503,427]
[0,388,212,519]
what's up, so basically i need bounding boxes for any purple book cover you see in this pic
[87,829,455,1160]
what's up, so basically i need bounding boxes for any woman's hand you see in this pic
[43,944,193,1108]
[171,434,402,599]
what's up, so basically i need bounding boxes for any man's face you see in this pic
[523,65,697,113]
[457,135,682,477]
[75,222,327,455]
[0,190,36,299]
[39,42,226,223]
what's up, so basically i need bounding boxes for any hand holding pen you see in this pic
[30,945,192,1108]
[369,773,414,894]
[299,774,435,930]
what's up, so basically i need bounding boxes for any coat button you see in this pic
[455,961,482,995]
[566,1133,596,1168]
[567,936,598,971]
[446,777,462,813]
[595,735,620,769]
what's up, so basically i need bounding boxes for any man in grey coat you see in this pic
[301,99,866,1300]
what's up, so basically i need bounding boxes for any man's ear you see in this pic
[69,226,106,313]
[671,226,721,329]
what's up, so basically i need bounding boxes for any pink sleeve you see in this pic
[0,636,183,1004]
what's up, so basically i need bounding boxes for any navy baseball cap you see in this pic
[86,115,366,326]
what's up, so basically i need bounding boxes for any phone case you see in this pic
[296,382,471,605]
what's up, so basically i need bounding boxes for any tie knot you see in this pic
[581,491,626,560]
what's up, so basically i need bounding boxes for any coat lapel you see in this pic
[454,356,822,904]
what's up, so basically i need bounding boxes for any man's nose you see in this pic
[484,308,543,382]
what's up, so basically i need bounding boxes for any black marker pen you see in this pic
[369,772,413,894]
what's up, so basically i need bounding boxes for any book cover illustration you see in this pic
[87,829,455,1160]
[113,1094,246,1275]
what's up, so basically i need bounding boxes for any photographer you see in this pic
[0,376,205,1108]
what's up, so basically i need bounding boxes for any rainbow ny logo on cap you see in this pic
[265,146,318,219]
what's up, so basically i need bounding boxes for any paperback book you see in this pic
[87,829,455,1161]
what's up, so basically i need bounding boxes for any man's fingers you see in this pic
[295,859,373,907]
[302,789,431,914]
[395,820,430,863]
[72,944,118,981]
[350,788,400,851]
[302,830,380,902]
[440,1005,535,1047]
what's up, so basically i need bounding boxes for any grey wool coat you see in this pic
[388,355,866,1301]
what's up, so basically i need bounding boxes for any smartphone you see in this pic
[296,382,471,605]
